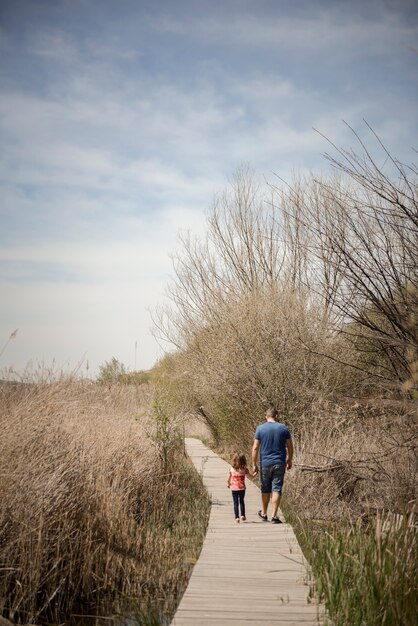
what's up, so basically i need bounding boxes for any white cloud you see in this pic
[1,0,416,376]
[0,198,207,374]
[30,28,79,63]
[0,245,169,374]
[152,7,417,54]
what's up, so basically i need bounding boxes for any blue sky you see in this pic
[1,0,417,375]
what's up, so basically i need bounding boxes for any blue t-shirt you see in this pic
[254,422,291,467]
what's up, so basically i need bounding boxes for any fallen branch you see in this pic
[296,463,346,473]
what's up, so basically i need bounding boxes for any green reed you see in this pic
[289,507,417,626]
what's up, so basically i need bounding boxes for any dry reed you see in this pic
[0,378,209,625]
[279,401,418,626]
[284,401,417,521]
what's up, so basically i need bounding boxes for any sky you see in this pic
[0,0,417,377]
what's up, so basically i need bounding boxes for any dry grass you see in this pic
[285,400,417,521]
[277,400,418,626]
[0,378,209,625]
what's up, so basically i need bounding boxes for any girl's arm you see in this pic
[227,468,231,488]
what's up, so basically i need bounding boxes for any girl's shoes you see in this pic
[240,516,246,522]
[258,510,268,521]
[234,518,240,524]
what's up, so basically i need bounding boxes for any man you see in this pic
[252,407,293,524]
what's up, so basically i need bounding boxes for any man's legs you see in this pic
[271,464,286,520]
[271,491,281,518]
[260,464,272,517]
[261,492,281,517]
[261,492,270,516]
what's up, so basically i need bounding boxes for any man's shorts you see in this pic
[260,463,286,494]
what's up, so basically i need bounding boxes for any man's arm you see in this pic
[252,439,260,475]
[286,438,294,470]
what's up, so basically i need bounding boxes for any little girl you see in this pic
[227,452,250,523]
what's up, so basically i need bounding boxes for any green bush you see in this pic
[97,357,151,386]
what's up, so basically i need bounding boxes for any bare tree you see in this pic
[271,124,418,390]
[154,165,289,349]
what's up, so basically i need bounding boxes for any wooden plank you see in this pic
[172,620,320,626]
[170,438,325,626]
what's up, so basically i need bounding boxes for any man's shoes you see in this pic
[258,510,268,521]
[271,516,283,524]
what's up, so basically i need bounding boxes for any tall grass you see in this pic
[280,405,418,626]
[0,378,209,625]
[292,513,417,626]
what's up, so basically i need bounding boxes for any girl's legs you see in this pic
[232,491,240,519]
[238,490,246,519]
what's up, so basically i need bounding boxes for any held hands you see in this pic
[286,459,293,470]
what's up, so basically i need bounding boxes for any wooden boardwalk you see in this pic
[171,438,324,626]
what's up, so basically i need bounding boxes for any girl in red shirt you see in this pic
[227,452,250,523]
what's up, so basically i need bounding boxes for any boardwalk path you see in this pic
[171,438,324,626]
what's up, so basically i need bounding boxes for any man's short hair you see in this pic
[266,407,278,420]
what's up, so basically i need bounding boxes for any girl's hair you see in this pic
[231,452,247,470]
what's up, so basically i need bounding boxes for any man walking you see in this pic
[252,407,293,524]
